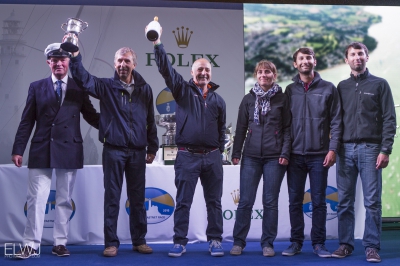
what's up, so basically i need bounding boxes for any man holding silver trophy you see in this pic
[146,18,227,257]
[67,32,158,257]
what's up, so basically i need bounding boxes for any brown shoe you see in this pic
[52,245,70,257]
[332,244,352,258]
[103,246,118,257]
[14,246,38,259]
[366,247,381,263]
[133,244,153,254]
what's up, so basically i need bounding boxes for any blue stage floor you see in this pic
[2,230,399,266]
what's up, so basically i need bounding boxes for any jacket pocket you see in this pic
[104,117,114,136]
[244,125,253,147]
[275,128,282,149]
[177,113,188,135]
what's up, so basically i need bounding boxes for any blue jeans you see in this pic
[173,149,223,245]
[336,143,382,250]
[233,156,286,248]
[287,154,328,246]
[102,145,147,248]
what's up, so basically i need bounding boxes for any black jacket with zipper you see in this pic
[337,69,396,154]
[285,71,342,155]
[232,87,292,160]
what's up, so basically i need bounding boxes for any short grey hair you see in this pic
[114,47,137,66]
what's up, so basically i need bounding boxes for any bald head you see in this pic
[191,58,212,89]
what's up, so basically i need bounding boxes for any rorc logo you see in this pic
[24,190,76,228]
[303,185,339,220]
[126,187,175,224]
[156,88,176,115]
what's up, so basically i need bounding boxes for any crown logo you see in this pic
[172,26,193,48]
[231,189,240,206]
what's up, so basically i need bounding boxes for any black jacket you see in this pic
[285,72,342,155]
[232,88,291,160]
[337,69,396,154]
[69,54,159,154]
[154,44,226,152]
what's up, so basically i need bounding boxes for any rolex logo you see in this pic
[173,26,193,48]
[231,189,240,206]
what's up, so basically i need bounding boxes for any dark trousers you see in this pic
[173,149,223,245]
[102,145,147,248]
[287,154,328,246]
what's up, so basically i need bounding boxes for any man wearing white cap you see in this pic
[11,43,99,259]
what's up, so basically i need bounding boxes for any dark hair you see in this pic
[292,47,315,62]
[344,42,369,58]
[253,60,278,79]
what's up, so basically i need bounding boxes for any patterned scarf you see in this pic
[252,82,281,125]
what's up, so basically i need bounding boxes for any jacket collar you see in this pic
[189,78,220,92]
[350,68,370,80]
[292,71,321,85]
[113,69,147,89]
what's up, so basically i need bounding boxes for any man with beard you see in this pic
[12,43,99,259]
[332,42,396,263]
[282,47,342,258]
[69,44,158,257]
[149,25,226,257]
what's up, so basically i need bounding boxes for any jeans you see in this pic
[173,149,223,245]
[336,143,382,250]
[233,156,286,248]
[287,154,328,246]
[103,145,147,248]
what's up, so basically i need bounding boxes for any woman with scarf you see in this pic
[229,60,291,257]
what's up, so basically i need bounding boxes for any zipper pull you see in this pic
[355,83,358,92]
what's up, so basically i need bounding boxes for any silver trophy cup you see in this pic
[61,18,88,52]
[156,114,176,145]
[222,123,234,165]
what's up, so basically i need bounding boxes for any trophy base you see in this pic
[61,42,79,53]
[162,145,178,165]
[222,161,232,165]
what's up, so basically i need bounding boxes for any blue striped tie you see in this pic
[56,80,62,103]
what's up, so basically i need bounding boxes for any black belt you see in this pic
[178,147,218,154]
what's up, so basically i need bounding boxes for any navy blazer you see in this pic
[12,76,99,169]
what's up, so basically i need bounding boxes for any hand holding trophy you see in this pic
[61,18,88,53]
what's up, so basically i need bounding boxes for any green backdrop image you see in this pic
[244,4,399,217]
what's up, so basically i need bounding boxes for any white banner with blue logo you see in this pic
[0,160,365,246]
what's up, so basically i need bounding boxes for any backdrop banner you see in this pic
[0,160,365,246]
[0,4,244,165]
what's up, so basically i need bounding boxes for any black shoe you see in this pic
[52,245,71,257]
[14,246,38,259]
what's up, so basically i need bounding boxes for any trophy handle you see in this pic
[61,22,67,32]
[81,22,89,31]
